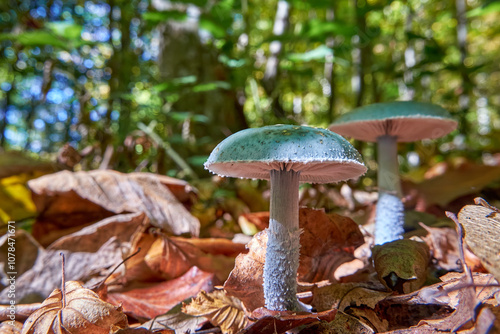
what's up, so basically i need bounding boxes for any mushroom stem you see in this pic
[377,135,402,196]
[375,135,405,245]
[264,168,301,311]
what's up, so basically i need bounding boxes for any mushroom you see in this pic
[204,124,366,311]
[328,101,457,245]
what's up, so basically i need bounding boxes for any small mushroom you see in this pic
[204,124,366,311]
[328,101,457,245]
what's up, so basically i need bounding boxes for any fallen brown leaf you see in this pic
[0,213,141,303]
[182,290,248,334]
[311,282,390,312]
[0,303,41,322]
[241,308,337,334]
[0,230,42,287]
[116,230,243,284]
[140,301,208,333]
[21,281,128,334]
[224,230,266,312]
[0,235,124,304]
[379,272,499,331]
[145,236,243,282]
[419,224,461,272]
[298,209,365,283]
[107,266,215,320]
[28,170,199,246]
[0,321,23,334]
[458,200,500,281]
[413,162,500,206]
[349,307,389,332]
[115,328,169,334]
[47,212,147,253]
[297,310,373,334]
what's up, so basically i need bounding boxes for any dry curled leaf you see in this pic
[0,321,23,334]
[0,303,41,322]
[298,209,365,283]
[298,311,373,334]
[458,199,500,281]
[223,230,266,312]
[115,230,243,284]
[378,272,499,332]
[414,162,500,206]
[107,266,215,320]
[1,236,123,304]
[182,290,247,334]
[372,239,430,294]
[242,308,337,334]
[141,301,207,333]
[28,170,199,246]
[21,281,128,334]
[419,224,485,273]
[311,282,390,312]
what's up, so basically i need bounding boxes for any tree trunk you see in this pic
[324,7,337,123]
[402,7,415,100]
[0,65,13,148]
[262,0,290,118]
[455,0,471,133]
[155,1,248,136]
[352,0,369,107]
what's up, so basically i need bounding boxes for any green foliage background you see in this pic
[0,0,499,179]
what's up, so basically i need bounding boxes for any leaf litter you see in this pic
[2,169,500,333]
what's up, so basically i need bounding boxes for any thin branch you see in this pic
[137,122,197,179]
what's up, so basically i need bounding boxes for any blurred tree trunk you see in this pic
[324,6,337,123]
[101,0,137,169]
[402,7,415,100]
[154,1,247,139]
[24,98,36,150]
[262,0,290,118]
[0,65,13,148]
[352,0,370,107]
[455,0,471,133]
[105,0,117,131]
[117,1,135,144]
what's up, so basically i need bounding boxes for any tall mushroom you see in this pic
[328,101,457,245]
[204,124,366,311]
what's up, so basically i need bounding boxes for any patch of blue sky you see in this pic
[5,128,26,146]
[83,59,94,69]
[34,119,45,130]
[30,140,42,152]
[49,133,62,142]
[47,89,64,104]
[94,26,110,42]
[5,108,21,125]
[57,110,68,122]
[90,110,100,121]
[30,7,47,18]
[1,82,12,92]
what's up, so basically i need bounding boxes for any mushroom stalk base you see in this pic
[264,169,301,311]
[375,135,405,245]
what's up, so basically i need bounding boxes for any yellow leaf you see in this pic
[0,174,39,224]
[182,290,248,334]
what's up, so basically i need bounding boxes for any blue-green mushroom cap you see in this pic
[204,124,367,183]
[329,101,457,142]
